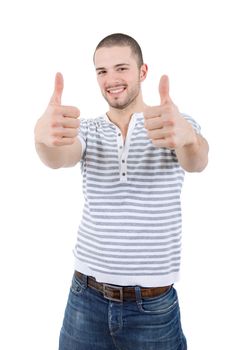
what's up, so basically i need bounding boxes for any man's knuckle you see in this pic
[168,137,176,148]
[169,116,175,126]
[51,138,60,146]
[51,128,60,137]
[50,119,59,128]
[169,130,176,137]
[50,114,63,126]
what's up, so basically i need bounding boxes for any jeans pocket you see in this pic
[136,287,183,343]
[137,286,178,315]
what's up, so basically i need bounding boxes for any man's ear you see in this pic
[140,64,148,81]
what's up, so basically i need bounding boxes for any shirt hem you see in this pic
[74,258,180,288]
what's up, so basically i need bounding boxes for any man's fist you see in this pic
[144,75,196,149]
[34,72,80,147]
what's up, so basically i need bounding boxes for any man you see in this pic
[34,33,208,350]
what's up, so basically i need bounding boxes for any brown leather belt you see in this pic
[75,271,171,303]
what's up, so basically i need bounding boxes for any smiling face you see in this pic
[94,46,147,111]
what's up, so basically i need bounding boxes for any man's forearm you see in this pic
[35,139,82,169]
[175,134,209,172]
[35,142,68,168]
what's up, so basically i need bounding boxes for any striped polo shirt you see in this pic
[74,112,200,287]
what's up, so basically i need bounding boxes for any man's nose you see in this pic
[105,71,121,87]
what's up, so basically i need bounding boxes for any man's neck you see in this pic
[106,101,147,142]
[107,101,147,131]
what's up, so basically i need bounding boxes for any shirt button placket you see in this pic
[121,149,127,181]
[117,130,127,182]
[121,157,126,177]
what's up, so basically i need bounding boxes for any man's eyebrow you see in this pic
[95,63,130,71]
[96,67,106,71]
[115,63,130,68]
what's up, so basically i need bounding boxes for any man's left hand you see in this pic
[144,75,196,149]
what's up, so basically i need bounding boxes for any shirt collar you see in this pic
[103,112,143,125]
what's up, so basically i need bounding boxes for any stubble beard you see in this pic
[103,81,141,110]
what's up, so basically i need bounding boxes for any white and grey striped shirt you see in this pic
[74,112,200,287]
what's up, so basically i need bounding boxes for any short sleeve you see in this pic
[77,118,88,159]
[182,113,201,135]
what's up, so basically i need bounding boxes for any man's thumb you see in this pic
[49,72,64,105]
[159,75,171,105]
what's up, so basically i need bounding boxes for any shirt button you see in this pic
[122,159,125,163]
[118,133,121,137]
[119,146,123,149]
[122,173,126,176]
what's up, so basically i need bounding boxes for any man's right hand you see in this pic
[34,72,80,147]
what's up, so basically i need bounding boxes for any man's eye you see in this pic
[98,71,106,75]
[118,67,127,71]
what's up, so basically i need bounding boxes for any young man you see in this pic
[34,33,208,350]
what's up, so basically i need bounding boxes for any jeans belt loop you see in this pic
[135,285,142,305]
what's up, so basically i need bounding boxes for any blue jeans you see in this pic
[59,272,187,350]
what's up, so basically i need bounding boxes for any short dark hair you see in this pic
[94,33,144,68]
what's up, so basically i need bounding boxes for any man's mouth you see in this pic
[106,86,126,95]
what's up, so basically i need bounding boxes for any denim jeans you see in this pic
[59,272,187,350]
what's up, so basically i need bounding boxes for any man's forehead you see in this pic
[94,45,134,68]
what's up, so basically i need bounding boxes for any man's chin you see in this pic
[107,98,132,110]
[109,103,128,110]
[103,92,137,110]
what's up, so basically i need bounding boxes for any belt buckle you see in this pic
[103,283,123,302]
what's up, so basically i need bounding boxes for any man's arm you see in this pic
[175,133,209,172]
[34,138,82,169]
[34,72,82,169]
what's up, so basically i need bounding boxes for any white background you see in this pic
[0,0,232,349]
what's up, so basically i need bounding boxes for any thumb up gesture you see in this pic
[34,73,80,147]
[144,75,196,149]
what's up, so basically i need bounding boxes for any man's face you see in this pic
[94,46,145,110]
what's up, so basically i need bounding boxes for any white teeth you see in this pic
[107,87,125,94]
